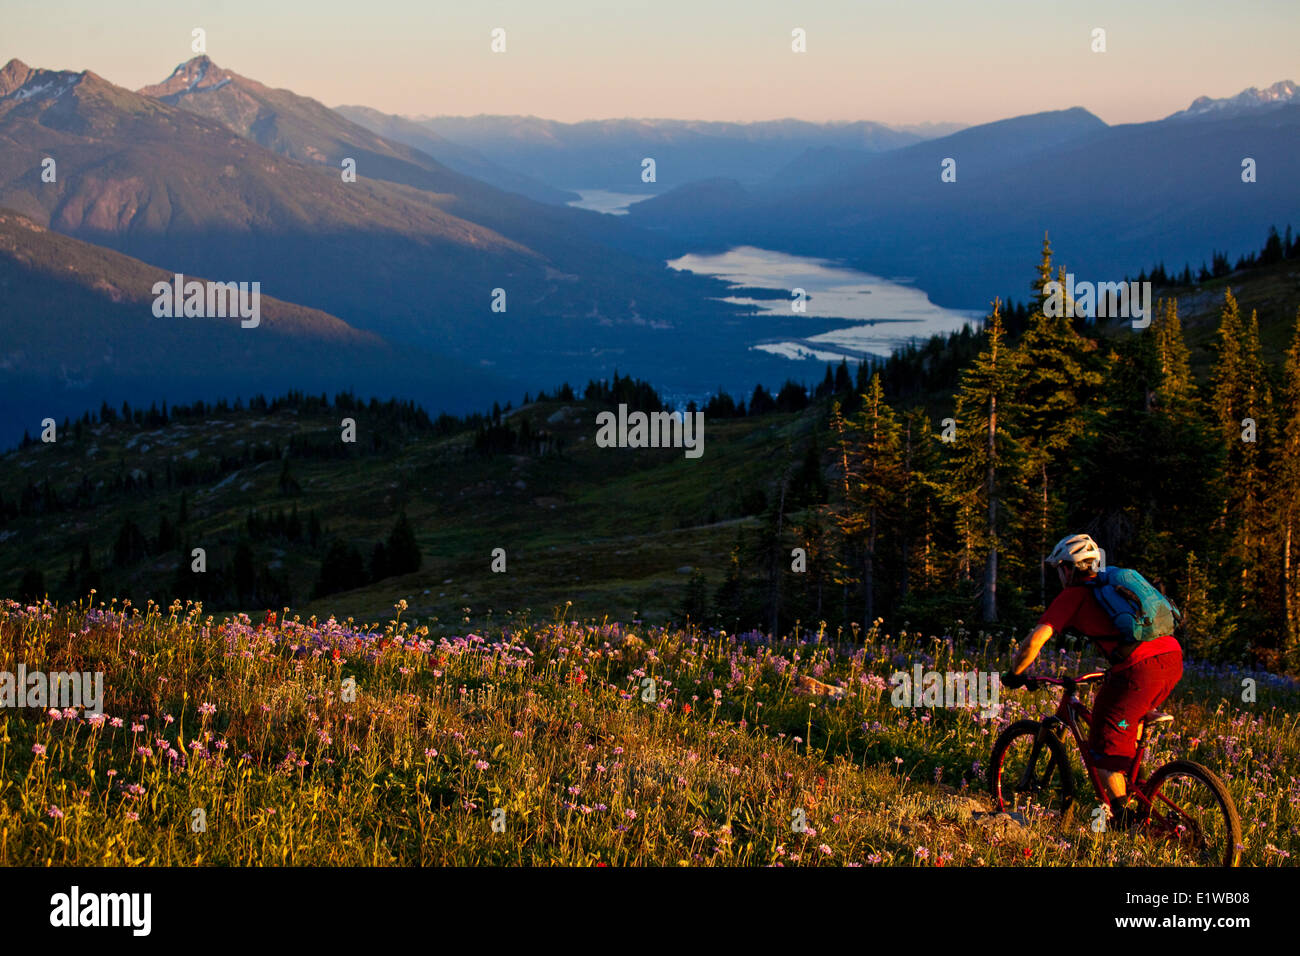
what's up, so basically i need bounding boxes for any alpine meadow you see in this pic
[1,3,1299,926]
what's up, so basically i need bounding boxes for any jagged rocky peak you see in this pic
[1168,80,1298,120]
[0,59,91,102]
[139,55,236,98]
[0,59,34,96]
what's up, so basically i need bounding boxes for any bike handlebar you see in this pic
[1007,672,1105,693]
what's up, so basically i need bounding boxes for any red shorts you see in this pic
[1087,648,1183,771]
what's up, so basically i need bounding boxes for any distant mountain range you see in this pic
[3,55,1296,444]
[1164,80,1297,121]
[136,57,575,205]
[0,208,501,445]
[326,102,577,205]
[626,85,1300,310]
[0,56,776,406]
[362,114,965,194]
[0,58,529,340]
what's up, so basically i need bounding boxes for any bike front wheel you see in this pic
[1136,759,1242,867]
[989,720,1077,827]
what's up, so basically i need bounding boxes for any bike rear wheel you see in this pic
[1137,759,1242,867]
[989,720,1076,827]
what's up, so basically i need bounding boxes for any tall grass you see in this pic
[2,597,1295,866]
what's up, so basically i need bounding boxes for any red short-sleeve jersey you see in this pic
[1038,583,1180,670]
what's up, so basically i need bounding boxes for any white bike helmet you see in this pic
[1045,533,1102,572]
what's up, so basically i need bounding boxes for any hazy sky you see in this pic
[4,0,1297,125]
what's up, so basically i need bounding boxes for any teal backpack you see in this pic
[1086,568,1181,642]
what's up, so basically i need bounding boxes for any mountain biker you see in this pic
[1003,533,1183,821]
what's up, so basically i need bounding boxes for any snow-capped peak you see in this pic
[0,60,84,103]
[140,56,235,99]
[1165,80,1298,121]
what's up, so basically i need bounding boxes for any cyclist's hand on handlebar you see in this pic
[1001,671,1027,689]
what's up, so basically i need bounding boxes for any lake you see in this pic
[566,190,656,215]
[666,246,985,362]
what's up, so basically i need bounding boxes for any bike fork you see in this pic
[1039,717,1067,743]
[1016,720,1064,790]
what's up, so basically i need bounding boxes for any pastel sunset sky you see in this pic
[4,0,1297,124]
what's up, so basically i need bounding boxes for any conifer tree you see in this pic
[113,518,149,566]
[948,300,1027,622]
[313,541,366,598]
[1151,299,1196,418]
[713,529,749,631]
[385,511,422,576]
[1032,233,1054,311]
[1211,290,1275,619]
[370,541,389,583]
[897,408,950,606]
[678,569,711,625]
[840,373,906,624]
[1072,297,1218,584]
[1013,244,1103,604]
[827,401,861,625]
[1277,310,1300,661]
[789,503,832,622]
[1180,550,1235,658]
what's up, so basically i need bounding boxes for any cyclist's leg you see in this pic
[1090,651,1183,807]
[1088,665,1148,804]
[1148,646,1184,709]
[1136,649,1183,795]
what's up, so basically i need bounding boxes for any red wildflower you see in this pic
[683,704,691,714]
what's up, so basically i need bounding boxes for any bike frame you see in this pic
[1005,672,1242,866]
[1030,673,1152,811]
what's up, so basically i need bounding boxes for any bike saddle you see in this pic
[1142,710,1174,727]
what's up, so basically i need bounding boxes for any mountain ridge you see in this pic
[138,56,575,206]
[1165,79,1298,121]
[0,206,507,445]
[627,102,1300,310]
[1,56,757,397]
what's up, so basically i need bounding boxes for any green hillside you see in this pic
[1169,264,1300,372]
[0,390,814,633]
[5,233,1300,663]
[1089,252,1300,374]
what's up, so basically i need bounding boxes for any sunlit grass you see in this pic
[2,597,1295,866]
